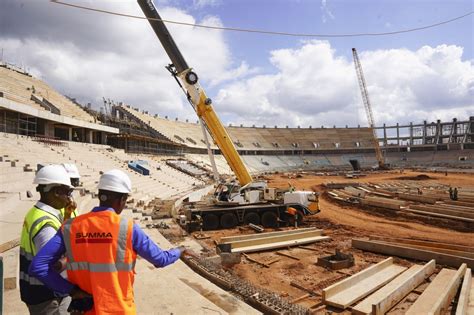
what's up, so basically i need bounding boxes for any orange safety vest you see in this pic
[62,210,137,315]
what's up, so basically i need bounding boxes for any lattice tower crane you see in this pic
[352,48,387,169]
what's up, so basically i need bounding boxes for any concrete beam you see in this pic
[406,264,466,315]
[352,260,435,315]
[323,257,406,309]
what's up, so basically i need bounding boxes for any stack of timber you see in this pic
[352,238,474,268]
[216,227,330,253]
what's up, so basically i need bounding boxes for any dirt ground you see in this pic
[165,170,474,313]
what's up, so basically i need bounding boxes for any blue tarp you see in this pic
[128,160,150,175]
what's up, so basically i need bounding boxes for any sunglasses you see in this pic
[54,185,74,196]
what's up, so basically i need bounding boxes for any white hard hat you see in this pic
[98,169,132,194]
[62,163,80,179]
[33,164,72,187]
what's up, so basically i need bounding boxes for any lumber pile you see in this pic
[352,238,474,269]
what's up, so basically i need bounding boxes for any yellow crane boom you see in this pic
[137,0,252,185]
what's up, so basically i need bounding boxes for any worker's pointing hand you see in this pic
[177,246,199,259]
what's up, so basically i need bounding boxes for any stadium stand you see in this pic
[0,65,96,122]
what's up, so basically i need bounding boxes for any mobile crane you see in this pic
[137,0,320,231]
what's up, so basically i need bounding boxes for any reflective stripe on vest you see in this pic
[63,217,135,272]
[19,271,43,285]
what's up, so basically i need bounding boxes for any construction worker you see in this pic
[286,206,299,228]
[453,187,458,201]
[20,164,75,314]
[29,169,196,314]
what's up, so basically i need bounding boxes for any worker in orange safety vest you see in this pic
[30,169,196,314]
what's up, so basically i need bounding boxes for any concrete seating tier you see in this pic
[0,66,95,122]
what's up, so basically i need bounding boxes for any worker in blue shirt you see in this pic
[30,169,196,313]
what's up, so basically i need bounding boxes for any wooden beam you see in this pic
[0,238,20,254]
[406,264,466,315]
[298,246,319,252]
[323,258,407,309]
[276,251,300,261]
[290,281,319,296]
[352,239,474,269]
[352,260,435,315]
[455,268,472,315]
[242,253,269,268]
[290,293,310,303]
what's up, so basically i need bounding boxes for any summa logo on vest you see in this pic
[75,232,113,244]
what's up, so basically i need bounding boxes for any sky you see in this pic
[0,0,473,128]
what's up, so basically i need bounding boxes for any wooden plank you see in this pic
[290,281,319,296]
[276,251,300,261]
[352,239,474,269]
[352,260,436,315]
[0,238,20,254]
[242,253,269,268]
[406,264,466,315]
[298,245,319,251]
[323,258,407,309]
[290,293,310,303]
[456,268,472,315]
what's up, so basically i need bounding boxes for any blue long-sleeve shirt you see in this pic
[29,207,181,294]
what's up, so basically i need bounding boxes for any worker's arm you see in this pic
[132,224,182,267]
[33,226,66,272]
[29,230,75,295]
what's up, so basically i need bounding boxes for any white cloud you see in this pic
[320,0,335,23]
[0,0,253,120]
[215,41,473,127]
[0,1,472,129]
[193,0,222,9]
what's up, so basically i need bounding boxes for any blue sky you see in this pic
[0,0,473,127]
[183,0,473,69]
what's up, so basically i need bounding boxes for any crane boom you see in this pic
[137,0,252,185]
[352,48,385,168]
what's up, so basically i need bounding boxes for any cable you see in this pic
[50,0,473,38]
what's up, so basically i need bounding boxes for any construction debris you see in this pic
[316,249,355,270]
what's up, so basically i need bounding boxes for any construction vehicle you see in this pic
[352,48,389,170]
[137,0,320,231]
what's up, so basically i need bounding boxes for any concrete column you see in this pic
[396,123,400,146]
[68,128,73,141]
[88,130,93,143]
